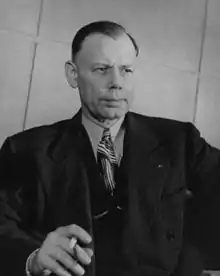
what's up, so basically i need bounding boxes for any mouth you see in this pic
[102,99,125,107]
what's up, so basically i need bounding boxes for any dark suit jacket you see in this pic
[0,110,220,276]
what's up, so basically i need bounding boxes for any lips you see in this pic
[102,99,124,107]
[102,98,125,102]
[103,99,124,102]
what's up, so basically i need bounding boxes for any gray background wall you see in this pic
[1,0,220,149]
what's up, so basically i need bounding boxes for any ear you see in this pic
[65,60,78,88]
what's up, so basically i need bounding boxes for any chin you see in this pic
[103,109,127,120]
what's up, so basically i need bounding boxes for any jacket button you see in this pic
[166,231,175,241]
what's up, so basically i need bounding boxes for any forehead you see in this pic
[76,33,137,66]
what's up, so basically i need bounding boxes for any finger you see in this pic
[84,247,94,258]
[74,244,92,265]
[54,235,73,254]
[57,225,92,244]
[52,247,85,276]
[56,237,92,266]
[42,255,71,276]
[55,236,92,263]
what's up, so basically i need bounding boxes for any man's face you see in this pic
[74,33,137,122]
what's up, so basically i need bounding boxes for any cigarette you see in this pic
[69,237,77,250]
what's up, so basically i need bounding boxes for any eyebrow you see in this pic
[92,62,134,68]
[93,63,111,67]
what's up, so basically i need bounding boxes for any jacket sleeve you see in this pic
[185,122,220,269]
[0,137,42,276]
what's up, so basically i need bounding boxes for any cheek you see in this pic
[78,78,99,100]
[86,76,106,93]
[84,84,103,104]
[123,74,135,88]
[125,79,135,98]
[127,89,135,106]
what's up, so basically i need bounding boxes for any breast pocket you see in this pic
[161,185,186,200]
[159,185,187,225]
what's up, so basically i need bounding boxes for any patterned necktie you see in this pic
[97,128,118,195]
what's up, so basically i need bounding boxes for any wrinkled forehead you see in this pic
[76,33,137,67]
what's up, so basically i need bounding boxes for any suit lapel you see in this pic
[46,109,96,276]
[45,110,93,232]
[118,113,171,269]
[50,109,83,162]
[124,112,170,217]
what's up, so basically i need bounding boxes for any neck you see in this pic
[82,109,121,128]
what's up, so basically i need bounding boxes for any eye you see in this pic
[94,67,108,73]
[123,68,134,74]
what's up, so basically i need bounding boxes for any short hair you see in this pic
[71,20,139,61]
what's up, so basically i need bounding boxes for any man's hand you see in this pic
[30,224,93,276]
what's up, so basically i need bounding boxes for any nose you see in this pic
[108,68,123,90]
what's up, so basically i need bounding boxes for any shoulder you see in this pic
[129,111,195,138]
[6,118,73,154]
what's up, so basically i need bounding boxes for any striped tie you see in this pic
[97,128,118,194]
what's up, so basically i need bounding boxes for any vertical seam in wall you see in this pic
[193,0,208,124]
[22,0,44,130]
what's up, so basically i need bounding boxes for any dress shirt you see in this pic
[82,114,125,164]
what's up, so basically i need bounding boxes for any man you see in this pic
[0,20,220,276]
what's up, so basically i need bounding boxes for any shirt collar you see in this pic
[82,113,124,144]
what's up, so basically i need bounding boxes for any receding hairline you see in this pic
[77,32,136,60]
[71,21,139,61]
